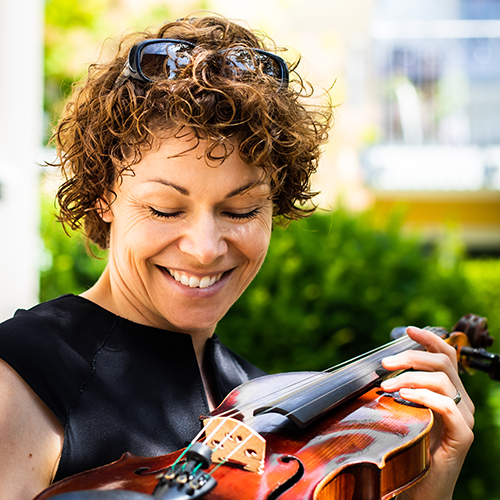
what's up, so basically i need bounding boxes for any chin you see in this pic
[165,316,219,336]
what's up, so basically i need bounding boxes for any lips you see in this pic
[166,268,224,289]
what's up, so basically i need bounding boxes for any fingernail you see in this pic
[382,355,398,366]
[381,379,395,389]
[407,326,424,333]
[399,388,415,397]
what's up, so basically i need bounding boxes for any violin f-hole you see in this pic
[266,456,304,500]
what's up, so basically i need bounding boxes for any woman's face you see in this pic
[101,134,273,337]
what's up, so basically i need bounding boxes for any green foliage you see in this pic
[463,259,500,333]
[39,195,107,302]
[44,0,111,135]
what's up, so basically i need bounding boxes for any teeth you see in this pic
[167,269,223,289]
[199,276,211,288]
[189,276,200,287]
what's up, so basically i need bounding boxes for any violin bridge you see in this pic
[202,417,266,474]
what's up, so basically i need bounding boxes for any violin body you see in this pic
[37,373,433,500]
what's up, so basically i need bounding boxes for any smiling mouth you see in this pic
[166,268,224,289]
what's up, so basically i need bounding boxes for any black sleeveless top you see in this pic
[0,295,265,481]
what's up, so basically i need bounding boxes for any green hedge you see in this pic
[39,201,500,499]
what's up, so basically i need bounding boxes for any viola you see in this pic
[35,314,499,500]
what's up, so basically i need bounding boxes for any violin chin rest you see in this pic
[48,490,153,500]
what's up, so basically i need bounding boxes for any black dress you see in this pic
[0,295,265,481]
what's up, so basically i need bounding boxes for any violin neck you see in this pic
[253,333,425,429]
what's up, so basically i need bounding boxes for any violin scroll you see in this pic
[441,314,499,381]
[452,313,493,348]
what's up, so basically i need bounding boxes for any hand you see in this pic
[380,326,474,500]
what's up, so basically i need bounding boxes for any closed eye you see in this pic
[149,207,262,220]
[149,207,183,219]
[224,208,261,220]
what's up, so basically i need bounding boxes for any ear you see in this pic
[96,197,114,223]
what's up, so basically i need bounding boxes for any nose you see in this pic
[178,213,228,265]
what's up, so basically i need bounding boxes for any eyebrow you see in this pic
[148,179,189,196]
[147,179,268,198]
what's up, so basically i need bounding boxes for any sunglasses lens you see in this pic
[224,49,284,80]
[139,42,194,80]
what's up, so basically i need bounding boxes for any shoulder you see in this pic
[0,295,118,426]
[3,294,114,334]
[0,294,118,356]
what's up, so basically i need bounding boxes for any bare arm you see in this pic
[0,359,64,500]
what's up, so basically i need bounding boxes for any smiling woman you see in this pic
[0,12,475,500]
[0,14,329,499]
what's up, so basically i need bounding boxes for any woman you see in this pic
[0,14,473,500]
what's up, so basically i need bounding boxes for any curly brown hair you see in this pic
[53,14,332,249]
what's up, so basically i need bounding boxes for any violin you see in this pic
[35,314,499,500]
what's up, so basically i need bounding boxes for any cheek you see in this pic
[235,218,272,261]
[110,213,164,257]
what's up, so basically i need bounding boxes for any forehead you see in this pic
[123,132,270,192]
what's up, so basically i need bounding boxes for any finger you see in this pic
[394,388,474,500]
[381,372,474,427]
[406,326,459,367]
[382,349,459,386]
[382,351,474,414]
[383,348,455,373]
[382,370,454,395]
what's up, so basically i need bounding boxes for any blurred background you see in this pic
[0,0,499,498]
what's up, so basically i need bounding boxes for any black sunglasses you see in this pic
[114,39,289,90]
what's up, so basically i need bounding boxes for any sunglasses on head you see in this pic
[113,39,289,90]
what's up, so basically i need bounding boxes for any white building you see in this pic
[0,0,44,321]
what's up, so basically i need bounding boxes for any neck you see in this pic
[83,267,213,340]
[82,268,217,409]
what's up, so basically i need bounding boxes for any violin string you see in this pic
[206,335,412,425]
[275,336,423,424]
[213,334,416,427]
[202,419,267,478]
[204,337,419,474]
[170,426,209,469]
[240,335,420,428]
[209,420,245,454]
[163,418,249,480]
[170,419,229,471]
[215,335,413,426]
